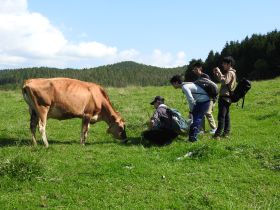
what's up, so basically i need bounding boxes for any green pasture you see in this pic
[0,78,279,209]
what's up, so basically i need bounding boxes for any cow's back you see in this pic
[23,78,102,120]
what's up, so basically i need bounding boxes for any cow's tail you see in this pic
[22,80,36,112]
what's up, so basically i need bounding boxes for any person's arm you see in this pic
[213,67,224,82]
[182,85,196,112]
[220,71,234,85]
[150,110,160,128]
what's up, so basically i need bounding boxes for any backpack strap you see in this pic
[242,96,245,108]
[191,92,207,96]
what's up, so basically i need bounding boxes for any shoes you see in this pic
[198,130,205,135]
[188,137,197,142]
[222,133,230,138]
[212,133,221,140]
[212,135,221,140]
[209,128,217,134]
[212,132,230,140]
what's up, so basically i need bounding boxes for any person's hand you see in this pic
[213,67,220,74]
[147,120,154,129]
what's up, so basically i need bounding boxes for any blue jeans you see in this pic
[189,101,210,142]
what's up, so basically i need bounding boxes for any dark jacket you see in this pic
[200,73,210,80]
[151,104,172,129]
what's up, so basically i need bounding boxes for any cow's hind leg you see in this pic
[30,108,39,146]
[38,107,49,148]
[80,115,91,145]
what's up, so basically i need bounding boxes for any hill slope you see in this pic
[0,61,185,88]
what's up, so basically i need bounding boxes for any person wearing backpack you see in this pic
[213,56,237,139]
[142,96,178,145]
[193,62,217,134]
[170,75,210,142]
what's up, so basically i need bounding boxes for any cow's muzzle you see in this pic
[121,130,127,140]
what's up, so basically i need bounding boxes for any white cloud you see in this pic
[0,0,67,59]
[118,49,139,60]
[0,54,26,64]
[62,42,117,58]
[0,0,27,15]
[0,0,187,69]
[142,49,187,68]
[151,49,173,67]
[174,51,187,66]
[0,13,67,57]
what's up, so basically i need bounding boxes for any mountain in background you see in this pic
[1,30,280,88]
[0,61,185,88]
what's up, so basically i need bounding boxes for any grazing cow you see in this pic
[22,78,126,147]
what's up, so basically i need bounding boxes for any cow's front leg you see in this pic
[38,107,49,148]
[38,118,48,148]
[80,115,91,145]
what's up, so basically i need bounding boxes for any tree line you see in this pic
[0,30,279,88]
[0,61,185,88]
[185,30,280,81]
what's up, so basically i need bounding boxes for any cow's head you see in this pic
[107,116,127,140]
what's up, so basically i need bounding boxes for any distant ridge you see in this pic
[0,61,185,88]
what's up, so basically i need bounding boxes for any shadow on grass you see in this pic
[0,137,120,147]
[48,139,116,146]
[121,136,175,147]
[0,138,30,147]
[0,135,177,148]
[121,136,143,146]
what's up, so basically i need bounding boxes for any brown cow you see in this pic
[22,78,126,147]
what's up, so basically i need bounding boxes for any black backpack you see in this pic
[228,78,251,108]
[194,78,219,102]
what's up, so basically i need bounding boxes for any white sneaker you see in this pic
[209,128,217,134]
[198,130,205,135]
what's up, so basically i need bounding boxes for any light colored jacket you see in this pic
[182,83,210,112]
[214,68,237,103]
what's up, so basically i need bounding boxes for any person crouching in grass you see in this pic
[142,96,178,145]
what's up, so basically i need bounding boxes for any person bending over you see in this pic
[170,75,210,142]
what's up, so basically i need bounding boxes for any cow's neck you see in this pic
[100,100,119,126]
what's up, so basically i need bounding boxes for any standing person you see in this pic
[193,62,217,134]
[193,61,211,79]
[142,96,178,145]
[213,56,237,139]
[170,75,210,142]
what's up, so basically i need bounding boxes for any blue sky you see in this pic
[0,0,279,69]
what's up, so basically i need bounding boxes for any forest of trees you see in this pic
[0,30,279,88]
[185,30,280,81]
[0,61,185,88]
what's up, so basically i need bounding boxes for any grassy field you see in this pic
[0,78,279,209]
